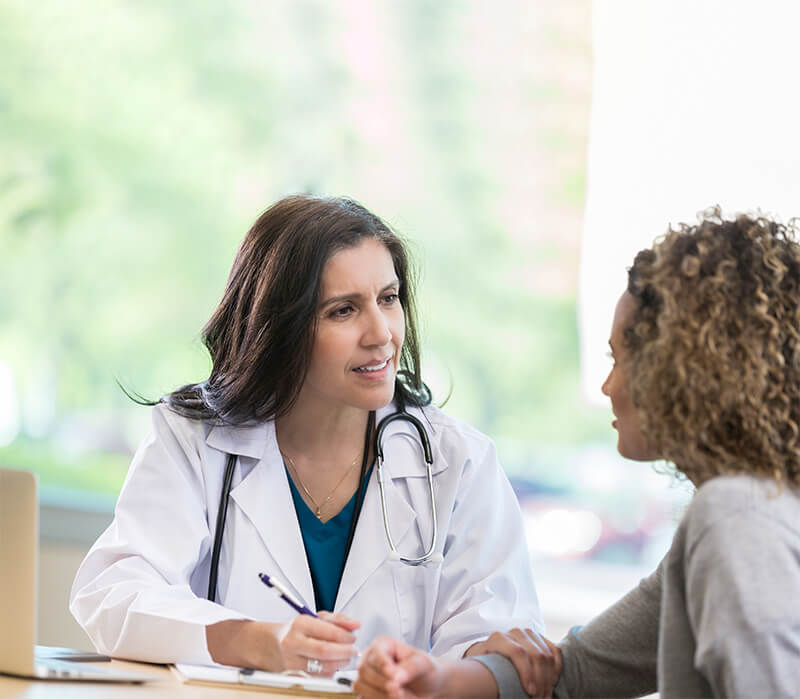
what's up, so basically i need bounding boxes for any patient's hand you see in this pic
[465,628,563,698]
[355,637,446,699]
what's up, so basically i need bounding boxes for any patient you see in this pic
[354,209,800,698]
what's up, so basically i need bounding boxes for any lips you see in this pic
[354,357,391,373]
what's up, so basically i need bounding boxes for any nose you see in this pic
[601,369,612,397]
[363,304,392,347]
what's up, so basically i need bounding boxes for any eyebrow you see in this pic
[319,279,400,310]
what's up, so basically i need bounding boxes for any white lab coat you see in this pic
[70,401,542,665]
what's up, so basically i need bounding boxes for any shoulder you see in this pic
[150,401,214,444]
[688,474,784,523]
[410,403,493,445]
[679,474,800,552]
[150,402,273,460]
[408,404,497,462]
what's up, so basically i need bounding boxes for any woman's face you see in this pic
[601,291,657,461]
[300,237,405,414]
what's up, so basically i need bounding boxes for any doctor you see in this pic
[70,195,542,675]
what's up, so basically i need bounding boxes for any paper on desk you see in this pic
[175,663,353,694]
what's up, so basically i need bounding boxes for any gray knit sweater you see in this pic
[478,475,800,698]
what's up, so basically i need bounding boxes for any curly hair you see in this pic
[625,207,800,487]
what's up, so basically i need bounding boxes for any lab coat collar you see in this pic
[204,403,449,473]
[206,420,270,460]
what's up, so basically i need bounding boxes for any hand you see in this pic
[466,628,562,698]
[207,613,360,675]
[355,636,446,699]
[274,611,360,676]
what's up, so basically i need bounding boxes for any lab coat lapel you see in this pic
[335,413,421,612]
[226,429,315,611]
[335,471,415,612]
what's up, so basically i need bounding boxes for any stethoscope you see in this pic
[207,409,441,603]
[373,410,442,567]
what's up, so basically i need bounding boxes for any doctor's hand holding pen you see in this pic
[205,573,361,676]
[205,612,359,676]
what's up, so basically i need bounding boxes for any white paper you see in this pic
[175,662,352,693]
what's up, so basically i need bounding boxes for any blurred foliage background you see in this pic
[1,1,622,505]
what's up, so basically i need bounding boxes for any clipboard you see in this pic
[173,663,355,696]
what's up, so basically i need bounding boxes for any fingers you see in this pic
[396,649,435,684]
[503,628,561,698]
[303,657,348,677]
[544,636,563,676]
[303,635,358,663]
[356,637,443,699]
[318,610,362,632]
[278,616,359,676]
[482,630,536,695]
[355,638,408,699]
[540,636,563,698]
[298,615,357,644]
[360,637,408,679]
[356,657,404,698]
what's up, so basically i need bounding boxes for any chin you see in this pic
[617,442,656,462]
[355,387,396,412]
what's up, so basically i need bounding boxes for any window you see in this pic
[16,0,797,631]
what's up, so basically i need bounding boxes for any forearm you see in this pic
[556,564,662,698]
[206,619,282,670]
[435,659,499,699]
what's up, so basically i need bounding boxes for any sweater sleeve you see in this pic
[684,505,800,698]
[553,562,661,699]
[471,654,528,699]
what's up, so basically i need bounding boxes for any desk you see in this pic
[0,660,344,699]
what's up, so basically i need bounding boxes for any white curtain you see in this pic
[580,0,800,404]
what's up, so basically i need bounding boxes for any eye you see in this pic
[330,304,355,319]
[380,292,400,306]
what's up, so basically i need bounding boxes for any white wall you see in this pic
[37,502,111,649]
[38,540,94,649]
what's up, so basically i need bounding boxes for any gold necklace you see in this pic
[282,450,361,520]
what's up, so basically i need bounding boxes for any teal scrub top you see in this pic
[286,466,373,612]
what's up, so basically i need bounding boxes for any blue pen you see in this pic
[258,572,318,617]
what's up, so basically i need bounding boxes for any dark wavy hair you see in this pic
[624,207,800,487]
[162,195,430,424]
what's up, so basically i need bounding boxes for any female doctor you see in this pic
[70,195,541,674]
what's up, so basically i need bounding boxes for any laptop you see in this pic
[0,467,152,682]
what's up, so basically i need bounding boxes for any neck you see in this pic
[275,400,375,522]
[276,402,371,467]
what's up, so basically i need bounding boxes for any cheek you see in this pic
[392,311,406,347]
[609,374,633,411]
[307,332,344,375]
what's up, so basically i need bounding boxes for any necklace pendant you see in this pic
[315,507,322,519]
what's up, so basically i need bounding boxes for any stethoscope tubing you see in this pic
[374,410,438,566]
[208,452,237,602]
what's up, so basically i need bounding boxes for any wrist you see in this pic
[436,659,498,699]
[206,620,283,670]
